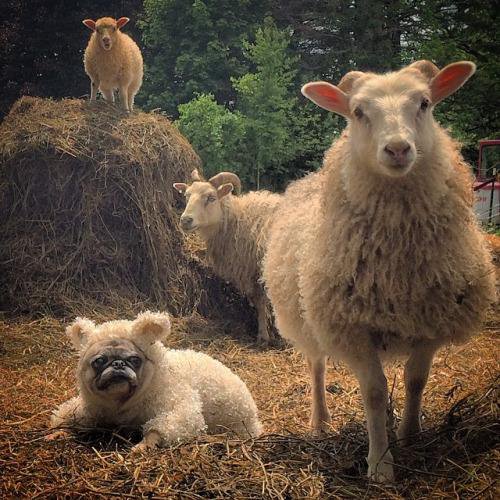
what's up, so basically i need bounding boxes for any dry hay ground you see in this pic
[0,306,498,499]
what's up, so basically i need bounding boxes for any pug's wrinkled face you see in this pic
[79,338,149,403]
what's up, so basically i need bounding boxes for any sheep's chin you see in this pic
[377,162,415,178]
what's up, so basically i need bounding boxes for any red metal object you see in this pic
[473,139,500,224]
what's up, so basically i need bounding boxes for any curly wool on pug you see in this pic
[47,312,262,453]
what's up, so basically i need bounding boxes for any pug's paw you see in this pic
[45,430,70,441]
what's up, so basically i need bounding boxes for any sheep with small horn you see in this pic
[174,169,280,344]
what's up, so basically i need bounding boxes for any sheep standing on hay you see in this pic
[173,170,281,344]
[82,17,143,112]
[263,60,495,481]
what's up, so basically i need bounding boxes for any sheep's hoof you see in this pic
[309,416,331,436]
[396,421,421,446]
[367,454,394,483]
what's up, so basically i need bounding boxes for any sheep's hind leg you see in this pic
[307,356,331,435]
[101,88,114,104]
[397,341,438,445]
[346,341,394,482]
[255,294,271,345]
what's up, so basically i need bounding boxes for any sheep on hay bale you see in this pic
[0,96,251,322]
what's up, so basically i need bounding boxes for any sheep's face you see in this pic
[173,181,233,234]
[302,61,476,178]
[347,73,431,177]
[83,17,130,51]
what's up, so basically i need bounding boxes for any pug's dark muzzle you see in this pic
[96,366,137,390]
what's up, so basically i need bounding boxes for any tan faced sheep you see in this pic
[83,17,143,112]
[173,170,281,344]
[263,60,496,482]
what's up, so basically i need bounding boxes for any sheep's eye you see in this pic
[420,98,429,111]
[92,356,107,369]
[207,195,216,203]
[354,107,364,119]
[128,356,142,368]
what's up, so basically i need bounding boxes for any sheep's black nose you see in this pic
[112,359,126,370]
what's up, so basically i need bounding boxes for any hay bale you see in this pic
[0,97,250,321]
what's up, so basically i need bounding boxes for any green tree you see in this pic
[139,0,269,115]
[232,17,299,188]
[177,94,245,179]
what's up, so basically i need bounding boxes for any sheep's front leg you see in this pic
[347,344,394,482]
[90,78,99,101]
[397,341,438,444]
[307,356,331,435]
[119,86,130,112]
[131,389,206,454]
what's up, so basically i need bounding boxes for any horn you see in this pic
[337,71,365,93]
[406,60,440,81]
[191,169,202,181]
[208,172,242,195]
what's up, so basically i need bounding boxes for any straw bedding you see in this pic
[0,305,498,498]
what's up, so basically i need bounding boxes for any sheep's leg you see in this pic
[101,88,114,103]
[90,79,99,101]
[307,356,330,434]
[347,346,394,482]
[119,86,130,112]
[397,341,437,444]
[255,294,270,344]
[128,91,135,112]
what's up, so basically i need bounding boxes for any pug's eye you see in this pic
[128,356,142,368]
[91,356,107,369]
[420,98,429,111]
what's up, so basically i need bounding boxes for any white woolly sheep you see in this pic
[82,17,143,112]
[47,311,262,452]
[263,60,495,482]
[173,170,281,344]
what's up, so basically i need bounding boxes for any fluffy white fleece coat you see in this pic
[50,312,262,448]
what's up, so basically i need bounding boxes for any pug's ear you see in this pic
[66,317,96,349]
[131,311,171,344]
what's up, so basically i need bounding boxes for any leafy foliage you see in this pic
[139,0,269,115]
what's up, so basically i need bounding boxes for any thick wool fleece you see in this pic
[84,28,143,102]
[51,319,262,443]
[264,128,495,359]
[204,190,282,301]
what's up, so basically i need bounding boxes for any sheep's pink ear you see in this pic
[301,82,350,118]
[131,311,171,344]
[430,62,476,105]
[66,317,95,349]
[82,19,96,31]
[173,183,188,194]
[116,17,130,29]
[217,183,233,199]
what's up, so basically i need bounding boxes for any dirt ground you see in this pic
[0,298,498,500]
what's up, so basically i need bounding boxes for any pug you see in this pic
[47,312,262,453]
